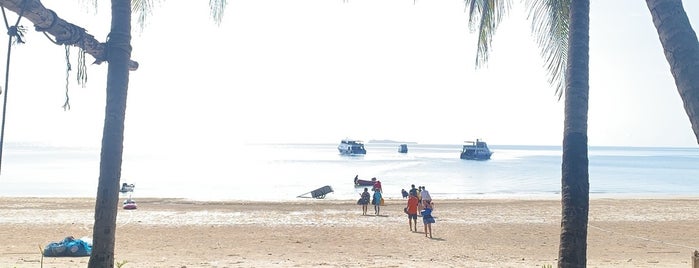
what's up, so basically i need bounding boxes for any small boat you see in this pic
[123,198,137,210]
[119,183,135,193]
[338,139,366,155]
[354,175,376,186]
[460,139,493,160]
[398,144,408,153]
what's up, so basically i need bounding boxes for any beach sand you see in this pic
[1,197,699,267]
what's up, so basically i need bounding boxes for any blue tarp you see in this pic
[43,236,92,257]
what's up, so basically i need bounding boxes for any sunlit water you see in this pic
[1,143,698,201]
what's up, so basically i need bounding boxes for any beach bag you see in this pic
[43,236,92,257]
[380,197,385,206]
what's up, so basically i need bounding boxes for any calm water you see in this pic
[1,142,698,201]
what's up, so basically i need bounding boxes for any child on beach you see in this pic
[357,188,370,215]
[372,189,382,215]
[406,192,419,232]
[421,201,435,238]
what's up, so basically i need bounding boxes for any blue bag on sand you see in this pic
[43,236,92,257]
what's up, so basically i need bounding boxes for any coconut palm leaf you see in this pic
[209,0,228,26]
[464,0,569,99]
[129,0,226,29]
[525,0,570,99]
[132,0,160,30]
[464,0,512,67]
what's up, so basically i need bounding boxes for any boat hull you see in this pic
[460,152,492,160]
[355,179,375,186]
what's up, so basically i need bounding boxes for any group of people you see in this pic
[357,177,383,216]
[357,182,435,238]
[404,184,434,238]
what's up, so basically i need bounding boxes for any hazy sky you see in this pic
[2,0,698,149]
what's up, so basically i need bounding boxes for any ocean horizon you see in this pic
[1,142,698,201]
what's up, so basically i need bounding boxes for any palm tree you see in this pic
[86,1,228,266]
[645,0,699,144]
[87,0,132,266]
[1,0,225,266]
[464,0,590,266]
[558,1,590,266]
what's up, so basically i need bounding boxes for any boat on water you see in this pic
[354,175,376,186]
[338,139,366,155]
[460,139,493,160]
[398,144,408,153]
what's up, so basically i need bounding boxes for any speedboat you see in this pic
[460,139,492,160]
[338,139,366,155]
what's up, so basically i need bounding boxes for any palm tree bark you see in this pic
[646,0,699,144]
[558,0,590,267]
[87,0,131,267]
[1,0,138,70]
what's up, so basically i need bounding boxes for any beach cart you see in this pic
[297,185,334,199]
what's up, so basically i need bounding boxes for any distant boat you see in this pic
[460,139,492,160]
[338,139,366,155]
[398,144,408,153]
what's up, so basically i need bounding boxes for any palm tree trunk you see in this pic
[558,0,590,267]
[88,0,131,267]
[646,0,699,144]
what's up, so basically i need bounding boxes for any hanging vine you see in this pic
[62,45,88,111]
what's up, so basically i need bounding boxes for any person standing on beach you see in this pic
[372,178,382,193]
[372,188,382,215]
[420,186,432,207]
[417,186,424,211]
[406,191,419,232]
[421,201,435,238]
[409,184,417,197]
[358,188,371,215]
[401,189,408,199]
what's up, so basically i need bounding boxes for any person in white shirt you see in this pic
[420,186,432,207]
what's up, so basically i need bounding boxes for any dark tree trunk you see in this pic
[87,0,131,267]
[558,0,590,267]
[646,0,699,144]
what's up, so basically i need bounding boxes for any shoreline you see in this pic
[2,197,699,267]
[2,192,698,203]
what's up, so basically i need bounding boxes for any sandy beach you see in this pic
[1,197,699,267]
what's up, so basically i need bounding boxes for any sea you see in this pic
[1,142,698,201]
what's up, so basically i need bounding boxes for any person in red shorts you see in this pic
[406,191,419,232]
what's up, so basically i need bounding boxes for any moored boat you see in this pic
[338,139,366,155]
[460,139,492,160]
[354,175,376,186]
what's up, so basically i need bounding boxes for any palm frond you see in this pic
[210,0,228,26]
[132,0,160,31]
[524,0,569,99]
[463,0,513,68]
